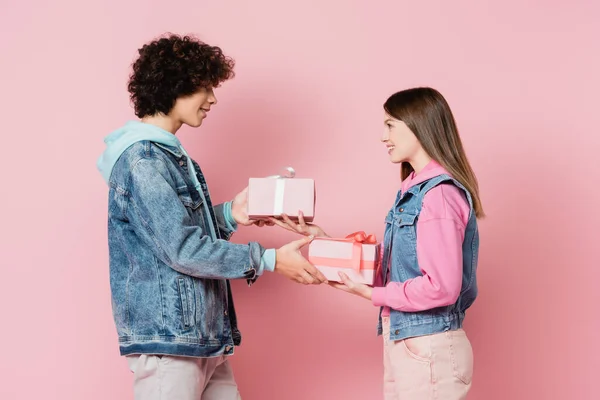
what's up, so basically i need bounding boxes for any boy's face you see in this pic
[171,87,217,128]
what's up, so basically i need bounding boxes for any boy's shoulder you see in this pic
[110,141,175,187]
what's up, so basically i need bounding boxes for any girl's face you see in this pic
[381,113,423,164]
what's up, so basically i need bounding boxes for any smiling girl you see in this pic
[273,87,484,399]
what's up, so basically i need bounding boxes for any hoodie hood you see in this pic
[97,120,182,183]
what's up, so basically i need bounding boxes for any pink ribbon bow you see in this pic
[344,231,377,271]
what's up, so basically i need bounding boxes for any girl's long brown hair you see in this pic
[384,87,484,218]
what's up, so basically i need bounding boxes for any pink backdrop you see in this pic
[1,1,599,399]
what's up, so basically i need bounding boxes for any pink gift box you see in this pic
[247,169,315,222]
[308,232,381,285]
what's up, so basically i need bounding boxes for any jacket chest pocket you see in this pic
[177,186,203,210]
[177,186,206,229]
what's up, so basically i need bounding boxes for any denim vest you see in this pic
[377,174,479,341]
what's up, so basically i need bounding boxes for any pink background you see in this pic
[1,1,599,399]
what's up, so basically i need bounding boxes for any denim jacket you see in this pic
[377,174,479,341]
[106,140,266,357]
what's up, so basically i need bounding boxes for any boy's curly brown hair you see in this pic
[127,34,235,118]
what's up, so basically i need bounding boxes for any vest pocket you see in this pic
[394,212,418,247]
[395,212,417,227]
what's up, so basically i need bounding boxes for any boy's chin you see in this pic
[184,119,204,128]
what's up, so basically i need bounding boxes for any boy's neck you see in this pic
[141,114,182,135]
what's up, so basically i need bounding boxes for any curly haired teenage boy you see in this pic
[97,34,327,400]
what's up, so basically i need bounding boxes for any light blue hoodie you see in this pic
[98,120,191,184]
[97,120,275,271]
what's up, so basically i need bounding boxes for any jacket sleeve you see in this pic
[213,202,237,241]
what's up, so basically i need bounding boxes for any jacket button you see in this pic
[225,345,232,352]
[224,310,228,316]
[179,160,184,166]
[394,330,399,335]
[399,208,404,212]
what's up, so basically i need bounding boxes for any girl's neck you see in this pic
[409,152,432,175]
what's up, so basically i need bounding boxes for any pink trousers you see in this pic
[382,317,474,399]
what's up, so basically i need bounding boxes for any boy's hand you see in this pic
[275,236,328,285]
[231,187,274,227]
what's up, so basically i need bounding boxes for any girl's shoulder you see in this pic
[420,183,470,226]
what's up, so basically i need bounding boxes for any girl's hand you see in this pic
[269,211,330,238]
[329,272,373,301]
